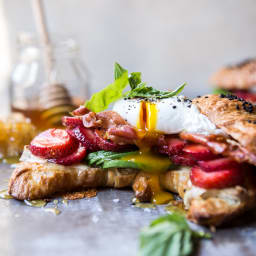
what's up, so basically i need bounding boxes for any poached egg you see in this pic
[113,95,223,135]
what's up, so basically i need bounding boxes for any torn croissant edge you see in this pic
[8,161,256,227]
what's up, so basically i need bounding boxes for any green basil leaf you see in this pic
[139,213,211,256]
[212,87,230,95]
[86,150,140,169]
[114,62,127,80]
[103,159,140,169]
[129,72,142,89]
[127,83,186,100]
[85,70,128,112]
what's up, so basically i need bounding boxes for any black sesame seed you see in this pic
[248,120,252,123]
[173,106,177,109]
[197,95,201,98]
[205,96,208,98]
[254,121,256,124]
[177,99,181,102]
[188,105,191,108]
[236,105,240,110]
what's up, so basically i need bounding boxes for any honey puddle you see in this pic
[165,201,187,216]
[44,208,61,215]
[0,186,66,215]
[133,201,156,209]
[62,199,68,206]
[0,189,13,199]
[24,200,47,208]
[0,157,20,165]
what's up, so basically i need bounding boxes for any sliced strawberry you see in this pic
[157,137,186,155]
[62,116,83,128]
[233,90,256,103]
[166,138,186,155]
[190,166,243,189]
[183,144,215,161]
[68,127,130,152]
[170,153,197,166]
[30,129,78,159]
[198,158,239,172]
[48,143,87,166]
[68,126,99,151]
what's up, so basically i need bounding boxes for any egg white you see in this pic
[113,96,223,135]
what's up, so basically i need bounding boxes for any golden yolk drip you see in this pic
[145,101,158,132]
[127,101,174,204]
[136,101,161,150]
[148,174,174,204]
[136,101,147,140]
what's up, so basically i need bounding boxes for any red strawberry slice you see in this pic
[157,137,186,155]
[68,127,130,152]
[166,138,187,155]
[233,90,256,103]
[170,153,197,166]
[68,126,99,151]
[62,116,83,128]
[48,143,87,166]
[190,166,243,189]
[198,158,239,172]
[183,144,215,161]
[30,129,78,159]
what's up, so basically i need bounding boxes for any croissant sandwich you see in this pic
[8,63,256,226]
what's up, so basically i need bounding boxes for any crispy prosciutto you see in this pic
[180,132,256,166]
[63,107,137,151]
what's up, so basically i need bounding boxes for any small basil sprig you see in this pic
[212,88,230,95]
[85,62,186,112]
[129,72,142,89]
[139,213,211,256]
[126,82,186,100]
[86,150,140,169]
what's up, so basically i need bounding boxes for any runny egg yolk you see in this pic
[122,101,173,204]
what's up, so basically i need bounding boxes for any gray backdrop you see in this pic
[3,0,256,97]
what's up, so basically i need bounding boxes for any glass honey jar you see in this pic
[9,33,90,130]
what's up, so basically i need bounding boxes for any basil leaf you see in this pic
[85,70,128,112]
[114,62,127,80]
[127,83,186,100]
[86,150,140,169]
[213,87,230,95]
[129,72,142,89]
[139,213,211,256]
[103,159,140,169]
[85,62,187,112]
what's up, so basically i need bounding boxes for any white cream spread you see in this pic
[113,96,224,135]
[20,146,48,164]
[183,180,206,209]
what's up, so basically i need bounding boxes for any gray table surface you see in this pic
[0,163,256,256]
